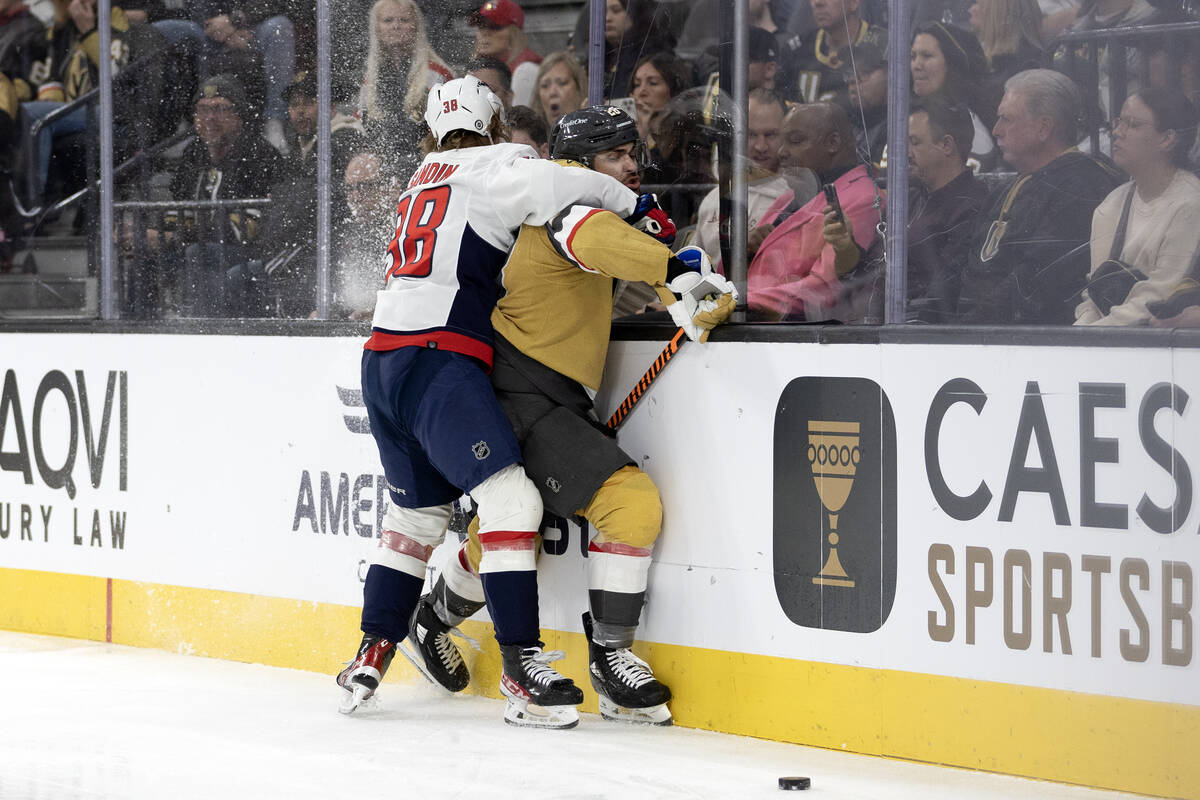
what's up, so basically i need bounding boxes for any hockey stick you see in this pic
[606,327,687,430]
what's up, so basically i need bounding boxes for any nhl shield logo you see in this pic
[472,441,491,460]
[546,476,562,493]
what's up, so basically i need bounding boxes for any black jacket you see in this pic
[906,170,989,323]
[166,131,283,247]
[957,150,1123,325]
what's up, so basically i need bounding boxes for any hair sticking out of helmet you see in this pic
[425,76,506,147]
[549,105,642,167]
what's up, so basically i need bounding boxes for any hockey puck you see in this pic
[778,777,811,790]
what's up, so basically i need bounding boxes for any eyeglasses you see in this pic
[1109,115,1155,133]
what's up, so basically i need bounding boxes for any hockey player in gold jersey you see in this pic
[405,106,735,725]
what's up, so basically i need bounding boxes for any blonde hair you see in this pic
[480,24,532,61]
[528,51,587,126]
[975,0,1043,65]
[361,0,450,122]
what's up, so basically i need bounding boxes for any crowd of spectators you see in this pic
[0,0,1198,326]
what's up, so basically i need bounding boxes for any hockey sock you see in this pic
[480,570,540,647]
[361,564,424,642]
[587,543,652,648]
[433,571,486,628]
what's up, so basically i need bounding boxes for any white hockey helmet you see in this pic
[424,76,505,147]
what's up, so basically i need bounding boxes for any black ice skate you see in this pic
[498,644,584,729]
[336,634,396,714]
[583,613,672,725]
[401,594,471,693]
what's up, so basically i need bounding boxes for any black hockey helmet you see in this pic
[549,105,645,167]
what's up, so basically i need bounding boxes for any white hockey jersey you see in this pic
[365,143,639,367]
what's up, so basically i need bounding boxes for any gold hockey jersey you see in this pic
[492,205,675,391]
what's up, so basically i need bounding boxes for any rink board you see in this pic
[0,332,1197,798]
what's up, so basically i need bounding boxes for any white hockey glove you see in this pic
[663,246,737,342]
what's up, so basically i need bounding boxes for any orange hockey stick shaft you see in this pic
[606,327,687,430]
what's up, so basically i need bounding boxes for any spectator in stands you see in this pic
[1075,88,1200,325]
[777,0,886,105]
[641,86,723,225]
[969,0,1044,88]
[958,69,1122,324]
[840,39,888,166]
[677,0,787,62]
[253,70,364,317]
[358,0,451,153]
[22,0,165,201]
[507,104,550,157]
[747,102,883,319]
[571,0,676,102]
[156,74,283,316]
[693,88,809,272]
[1041,0,1084,39]
[629,52,690,146]
[0,0,44,97]
[693,26,781,96]
[466,56,514,110]
[911,21,1000,171]
[469,0,541,107]
[529,51,586,127]
[828,95,989,321]
[335,151,406,319]
[151,2,294,151]
[1053,0,1161,118]
[0,72,16,265]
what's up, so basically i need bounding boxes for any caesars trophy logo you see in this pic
[773,377,897,632]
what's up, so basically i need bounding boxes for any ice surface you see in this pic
[0,632,1143,800]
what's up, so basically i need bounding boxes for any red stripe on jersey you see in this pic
[381,529,436,562]
[588,540,653,557]
[478,530,537,544]
[364,330,494,369]
[565,209,604,272]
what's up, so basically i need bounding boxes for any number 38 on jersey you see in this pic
[385,186,452,280]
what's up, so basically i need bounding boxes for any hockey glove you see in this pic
[625,193,677,245]
[662,246,737,342]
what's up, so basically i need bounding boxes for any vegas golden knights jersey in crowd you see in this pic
[777,21,887,106]
[26,8,163,108]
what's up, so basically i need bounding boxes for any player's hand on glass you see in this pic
[664,246,737,342]
[626,193,676,245]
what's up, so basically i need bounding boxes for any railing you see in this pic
[1049,20,1200,153]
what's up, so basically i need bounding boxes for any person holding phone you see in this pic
[824,95,989,322]
[747,101,883,321]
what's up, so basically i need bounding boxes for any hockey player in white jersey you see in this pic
[337,76,650,729]
[402,106,736,726]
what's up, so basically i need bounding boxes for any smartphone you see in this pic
[822,183,844,224]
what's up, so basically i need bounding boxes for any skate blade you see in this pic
[396,639,449,691]
[597,695,673,726]
[503,698,580,730]
[338,683,375,715]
